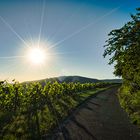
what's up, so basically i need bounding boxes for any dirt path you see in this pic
[54,86,140,140]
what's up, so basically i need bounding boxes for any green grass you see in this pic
[77,85,117,103]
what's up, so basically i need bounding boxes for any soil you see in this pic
[52,86,140,140]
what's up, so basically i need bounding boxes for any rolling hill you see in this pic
[24,76,122,84]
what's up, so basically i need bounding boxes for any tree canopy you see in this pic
[104,8,140,87]
[103,8,140,126]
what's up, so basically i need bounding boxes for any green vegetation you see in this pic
[0,80,111,139]
[104,8,140,127]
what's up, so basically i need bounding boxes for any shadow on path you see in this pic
[71,117,97,140]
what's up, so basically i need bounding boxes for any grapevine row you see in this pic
[0,80,110,139]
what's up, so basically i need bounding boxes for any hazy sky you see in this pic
[0,0,139,82]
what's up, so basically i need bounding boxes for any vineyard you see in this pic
[0,80,112,139]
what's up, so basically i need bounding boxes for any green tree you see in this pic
[103,8,140,126]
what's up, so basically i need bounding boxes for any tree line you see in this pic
[104,8,140,127]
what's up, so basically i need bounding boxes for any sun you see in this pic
[24,39,53,66]
[28,47,46,64]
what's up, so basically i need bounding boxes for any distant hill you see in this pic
[23,76,122,84]
[100,79,122,83]
[56,76,99,83]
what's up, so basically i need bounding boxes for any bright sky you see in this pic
[0,0,139,82]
